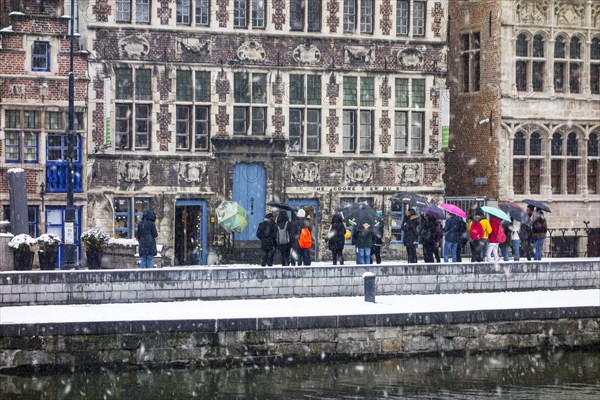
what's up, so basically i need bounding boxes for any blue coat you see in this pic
[443,216,461,244]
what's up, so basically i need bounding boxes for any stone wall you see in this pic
[0,308,597,371]
[1,259,598,306]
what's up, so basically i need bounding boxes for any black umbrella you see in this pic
[498,202,531,225]
[522,199,551,213]
[338,203,383,232]
[267,201,298,212]
[391,192,428,208]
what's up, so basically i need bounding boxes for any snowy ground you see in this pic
[0,289,598,325]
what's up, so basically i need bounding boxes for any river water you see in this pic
[1,350,598,399]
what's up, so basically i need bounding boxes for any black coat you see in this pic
[256,217,276,250]
[327,214,346,251]
[290,217,310,250]
[352,228,375,248]
[136,210,158,256]
[401,214,420,245]
[420,216,436,245]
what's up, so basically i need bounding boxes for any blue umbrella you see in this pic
[481,206,511,222]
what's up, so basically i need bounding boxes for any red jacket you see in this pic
[488,217,504,243]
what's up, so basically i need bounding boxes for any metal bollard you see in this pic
[363,272,376,303]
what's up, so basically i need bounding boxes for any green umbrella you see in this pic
[216,201,248,233]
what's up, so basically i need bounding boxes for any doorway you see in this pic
[174,200,208,265]
[232,163,266,241]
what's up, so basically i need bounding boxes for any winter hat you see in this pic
[297,209,306,218]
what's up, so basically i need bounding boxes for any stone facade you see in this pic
[446,0,600,229]
[79,1,448,265]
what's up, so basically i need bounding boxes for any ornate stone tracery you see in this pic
[346,162,373,184]
[291,162,320,183]
[118,161,149,184]
[119,34,150,59]
[554,1,584,26]
[292,44,322,66]
[397,163,422,186]
[178,162,207,184]
[237,40,266,62]
[516,0,550,24]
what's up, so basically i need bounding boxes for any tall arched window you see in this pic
[513,129,543,194]
[588,133,599,194]
[569,37,582,93]
[566,132,579,193]
[532,35,545,91]
[516,34,529,91]
[554,35,583,93]
[551,133,563,194]
[591,38,600,95]
[551,132,563,155]
[516,33,545,92]
[554,36,567,92]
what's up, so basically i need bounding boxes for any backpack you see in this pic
[298,227,312,249]
[495,225,507,243]
[470,220,484,240]
[276,222,290,245]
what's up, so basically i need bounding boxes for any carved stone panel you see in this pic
[119,34,150,59]
[178,162,207,184]
[346,162,372,184]
[237,40,266,62]
[397,163,422,186]
[516,0,550,24]
[291,162,320,183]
[118,160,148,184]
[344,45,375,64]
[178,38,212,56]
[555,1,584,26]
[398,48,424,69]
[292,44,321,66]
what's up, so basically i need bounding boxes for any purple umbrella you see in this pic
[421,203,446,220]
[439,203,467,219]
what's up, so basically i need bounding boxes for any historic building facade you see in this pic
[446,1,599,236]
[77,0,447,265]
[0,0,89,262]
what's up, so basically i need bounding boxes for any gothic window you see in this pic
[461,32,480,92]
[513,132,526,155]
[554,35,583,94]
[516,33,545,92]
[512,129,543,195]
[591,38,600,95]
[588,132,599,194]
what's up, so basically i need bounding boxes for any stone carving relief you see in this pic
[343,45,375,64]
[516,0,549,24]
[178,162,206,184]
[291,162,320,183]
[9,84,25,96]
[346,162,372,184]
[237,40,266,62]
[119,34,150,59]
[555,1,584,26]
[178,38,212,55]
[118,160,148,183]
[398,48,424,68]
[593,3,600,27]
[397,163,422,186]
[292,44,321,66]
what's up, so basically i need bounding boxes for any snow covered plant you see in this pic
[37,233,62,252]
[107,237,139,247]
[80,229,110,251]
[8,234,37,253]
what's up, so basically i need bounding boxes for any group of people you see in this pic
[402,205,548,264]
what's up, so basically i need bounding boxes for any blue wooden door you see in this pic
[232,163,266,241]
[46,134,83,193]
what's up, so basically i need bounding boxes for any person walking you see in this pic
[532,210,548,261]
[256,212,276,266]
[291,208,312,266]
[353,223,375,264]
[443,214,461,262]
[275,211,293,266]
[327,213,346,265]
[370,210,384,264]
[401,208,420,263]
[136,209,158,269]
[509,218,521,261]
[486,216,505,262]
[468,208,492,262]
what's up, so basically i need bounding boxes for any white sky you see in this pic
[1,289,598,325]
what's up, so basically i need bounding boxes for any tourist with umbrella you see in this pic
[468,208,492,262]
[256,213,277,267]
[443,213,461,263]
[352,222,376,264]
[486,216,507,263]
[326,213,346,265]
[520,206,535,260]
[439,203,468,262]
[522,199,551,213]
[370,210,384,264]
[532,209,548,260]
[401,208,420,263]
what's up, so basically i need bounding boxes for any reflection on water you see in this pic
[1,350,599,399]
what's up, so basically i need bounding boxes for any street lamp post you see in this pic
[63,0,77,269]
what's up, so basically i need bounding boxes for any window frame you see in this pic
[114,197,151,239]
[343,76,374,153]
[177,0,192,25]
[175,70,212,152]
[4,110,40,163]
[114,67,153,150]
[233,72,267,135]
[394,77,425,154]
[288,74,322,153]
[135,0,150,23]
[116,0,132,22]
[461,32,481,92]
[31,41,50,72]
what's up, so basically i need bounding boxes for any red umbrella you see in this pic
[439,203,467,219]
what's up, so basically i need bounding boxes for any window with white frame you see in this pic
[116,0,131,22]
[554,35,583,94]
[115,68,152,150]
[136,0,151,23]
[32,41,50,72]
[343,76,375,153]
[588,132,599,194]
[396,0,426,37]
[290,0,322,32]
[175,70,211,152]
[460,32,480,92]
[234,0,264,28]
[234,72,267,135]
[289,74,321,153]
[114,197,151,238]
[4,110,39,163]
[516,33,546,92]
[512,130,543,195]
[251,0,266,28]
[196,0,210,25]
[344,0,373,33]
[591,38,600,95]
[394,78,425,154]
[177,0,191,24]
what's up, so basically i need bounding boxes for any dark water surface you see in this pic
[1,350,599,399]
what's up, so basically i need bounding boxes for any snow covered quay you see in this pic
[0,261,598,371]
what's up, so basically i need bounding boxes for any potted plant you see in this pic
[8,233,37,271]
[37,233,61,271]
[80,229,110,269]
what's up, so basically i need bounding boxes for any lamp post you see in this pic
[63,0,77,269]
